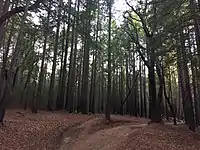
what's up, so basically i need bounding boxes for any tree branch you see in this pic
[125,0,152,37]
[0,0,45,26]
[124,10,141,22]
[123,14,150,68]
[124,30,150,68]
[120,72,139,108]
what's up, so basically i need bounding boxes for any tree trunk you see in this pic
[105,0,112,120]
[36,1,51,111]
[31,81,37,113]
[0,0,30,122]
[77,45,84,112]
[178,29,195,131]
[147,36,161,123]
[48,0,62,111]
[58,0,72,110]
[56,22,65,110]
[80,0,92,114]
[65,1,77,112]
[0,0,9,48]
[139,58,144,117]
[143,62,147,117]
[70,0,80,112]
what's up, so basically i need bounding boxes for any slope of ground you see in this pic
[2,110,200,150]
[0,110,92,150]
[59,115,149,150]
[60,116,200,150]
[119,123,200,150]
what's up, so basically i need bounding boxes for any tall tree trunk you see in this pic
[36,1,51,112]
[0,0,9,48]
[143,63,147,117]
[1,14,15,77]
[148,37,161,123]
[0,0,30,120]
[105,0,112,120]
[101,53,104,113]
[139,58,144,117]
[56,22,65,110]
[22,61,37,109]
[58,0,72,110]
[70,0,80,111]
[80,0,92,114]
[48,0,62,110]
[190,0,200,122]
[77,45,84,112]
[133,48,137,116]
[125,51,130,115]
[89,4,99,113]
[187,29,199,126]
[89,51,96,113]
[65,0,77,112]
[179,29,195,131]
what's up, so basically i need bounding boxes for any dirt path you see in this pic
[59,116,200,150]
[59,117,148,150]
[0,110,93,150]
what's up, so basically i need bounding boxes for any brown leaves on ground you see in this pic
[119,123,200,150]
[2,111,200,150]
[0,109,92,150]
[81,115,148,134]
[60,116,149,150]
[60,115,200,150]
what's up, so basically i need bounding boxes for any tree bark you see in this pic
[0,0,31,121]
[65,0,77,112]
[105,0,112,120]
[139,58,144,117]
[36,1,51,111]
[58,0,72,110]
[0,0,9,48]
[0,0,45,26]
[178,29,195,131]
[48,0,62,111]
[56,20,65,110]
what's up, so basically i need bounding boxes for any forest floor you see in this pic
[59,115,200,150]
[0,109,92,150]
[1,110,200,150]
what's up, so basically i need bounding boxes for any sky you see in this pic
[32,0,132,25]
[113,0,128,23]
[113,0,137,24]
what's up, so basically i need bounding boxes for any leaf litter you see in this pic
[2,111,200,150]
[59,115,200,150]
[0,110,92,150]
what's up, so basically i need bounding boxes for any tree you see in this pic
[0,0,45,26]
[0,0,31,123]
[105,0,113,120]
[35,0,52,113]
[0,0,199,132]
[48,0,63,111]
[79,0,93,114]
[124,0,161,123]
[57,0,72,110]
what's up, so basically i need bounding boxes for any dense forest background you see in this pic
[0,0,199,131]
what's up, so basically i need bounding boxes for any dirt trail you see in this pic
[59,116,148,150]
[0,110,93,150]
[59,116,200,150]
